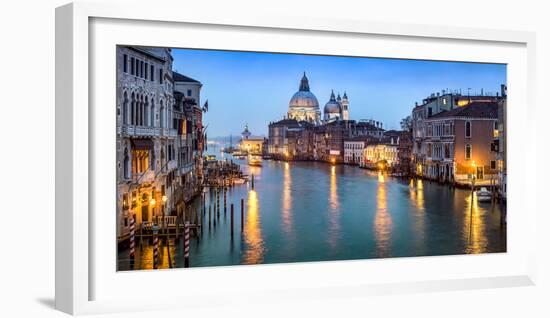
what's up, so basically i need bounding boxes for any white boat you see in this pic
[248,154,263,167]
[476,187,492,202]
[233,178,246,185]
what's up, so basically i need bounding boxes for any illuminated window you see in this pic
[465,144,472,160]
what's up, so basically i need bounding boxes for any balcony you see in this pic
[161,128,178,137]
[120,124,161,137]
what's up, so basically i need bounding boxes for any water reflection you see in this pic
[243,190,265,264]
[118,157,506,270]
[374,172,392,257]
[409,179,426,253]
[282,162,293,235]
[464,192,488,254]
[327,165,340,248]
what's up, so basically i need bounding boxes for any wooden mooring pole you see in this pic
[240,198,244,232]
[224,188,227,215]
[230,203,234,237]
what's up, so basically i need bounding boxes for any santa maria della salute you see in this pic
[287,72,349,124]
[268,72,386,163]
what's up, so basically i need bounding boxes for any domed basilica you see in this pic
[287,73,349,124]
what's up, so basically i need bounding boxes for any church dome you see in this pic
[324,90,342,114]
[288,73,319,110]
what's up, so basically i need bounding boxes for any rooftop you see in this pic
[173,71,201,84]
[428,101,498,119]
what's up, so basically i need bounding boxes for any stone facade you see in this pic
[116,46,204,242]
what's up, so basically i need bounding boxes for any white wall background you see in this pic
[0,0,548,317]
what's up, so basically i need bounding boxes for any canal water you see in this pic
[118,155,506,270]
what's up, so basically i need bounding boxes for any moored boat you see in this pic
[248,154,263,166]
[476,187,492,202]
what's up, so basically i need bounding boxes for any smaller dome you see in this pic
[324,90,342,114]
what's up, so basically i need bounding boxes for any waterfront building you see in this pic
[344,137,375,165]
[116,46,177,241]
[287,73,321,124]
[239,124,267,155]
[496,85,507,199]
[383,130,413,174]
[173,72,204,210]
[423,101,499,185]
[412,90,503,178]
[363,140,399,169]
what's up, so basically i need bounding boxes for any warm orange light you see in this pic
[150,198,156,207]
[162,195,167,203]
[331,158,336,164]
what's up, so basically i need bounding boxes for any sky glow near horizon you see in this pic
[171,48,506,138]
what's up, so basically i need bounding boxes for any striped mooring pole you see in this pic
[153,225,159,269]
[129,215,136,269]
[183,221,190,268]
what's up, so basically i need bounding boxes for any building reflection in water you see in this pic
[464,192,488,254]
[409,179,426,253]
[282,162,293,236]
[327,165,340,248]
[242,190,265,264]
[374,171,392,257]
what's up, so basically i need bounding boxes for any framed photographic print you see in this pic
[56,1,537,315]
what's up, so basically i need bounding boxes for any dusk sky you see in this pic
[172,48,506,138]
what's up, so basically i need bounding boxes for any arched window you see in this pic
[150,98,155,127]
[139,95,144,126]
[130,93,136,125]
[123,148,130,179]
[144,98,149,126]
[159,100,165,128]
[465,121,471,138]
[122,92,128,125]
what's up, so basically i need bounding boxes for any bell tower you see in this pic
[341,92,349,120]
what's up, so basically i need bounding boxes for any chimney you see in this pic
[501,84,507,97]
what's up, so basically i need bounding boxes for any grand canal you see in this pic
[118,155,506,270]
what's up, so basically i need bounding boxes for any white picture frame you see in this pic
[55,1,537,315]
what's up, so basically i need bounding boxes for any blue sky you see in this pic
[172,48,506,137]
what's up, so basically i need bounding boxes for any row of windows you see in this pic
[344,143,365,150]
[427,143,453,159]
[123,53,164,84]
